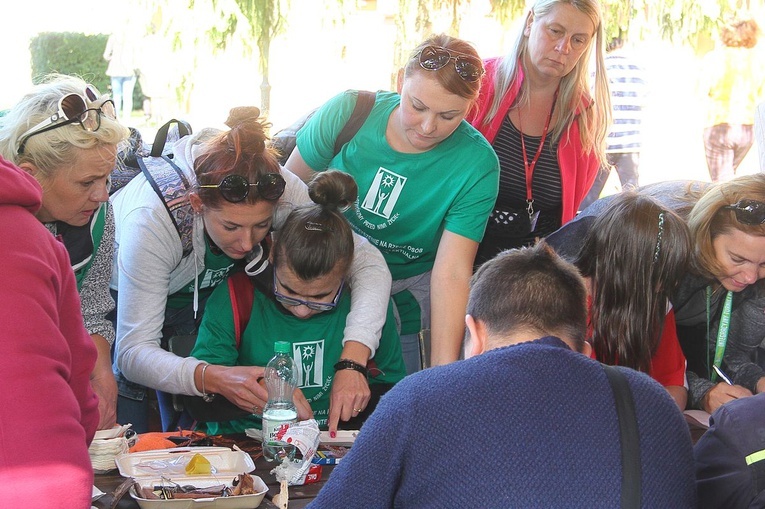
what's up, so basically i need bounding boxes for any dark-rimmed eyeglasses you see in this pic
[198,173,286,203]
[724,199,765,225]
[273,270,344,312]
[17,85,116,154]
[417,45,484,83]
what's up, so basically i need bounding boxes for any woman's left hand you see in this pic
[327,369,370,436]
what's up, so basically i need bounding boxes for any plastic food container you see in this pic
[115,447,267,509]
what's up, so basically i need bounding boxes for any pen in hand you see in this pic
[713,365,734,386]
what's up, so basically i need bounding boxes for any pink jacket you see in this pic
[0,156,99,508]
[468,57,599,223]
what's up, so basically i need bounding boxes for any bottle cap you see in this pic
[274,341,291,354]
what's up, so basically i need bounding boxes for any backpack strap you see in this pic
[138,155,195,256]
[602,364,641,509]
[333,90,375,156]
[228,271,255,349]
[150,119,193,157]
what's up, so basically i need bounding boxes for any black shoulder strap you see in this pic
[332,90,375,156]
[150,119,193,157]
[602,364,641,509]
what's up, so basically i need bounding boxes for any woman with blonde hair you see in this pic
[674,174,765,412]
[0,74,129,430]
[468,0,611,263]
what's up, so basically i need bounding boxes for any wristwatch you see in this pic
[333,359,368,377]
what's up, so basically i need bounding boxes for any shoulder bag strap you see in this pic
[332,90,376,155]
[602,364,642,509]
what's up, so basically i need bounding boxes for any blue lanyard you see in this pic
[706,286,733,382]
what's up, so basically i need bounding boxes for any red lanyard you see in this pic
[516,91,557,216]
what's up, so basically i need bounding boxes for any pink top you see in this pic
[0,157,99,509]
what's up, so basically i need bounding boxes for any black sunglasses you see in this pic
[417,45,484,83]
[17,85,116,154]
[724,199,765,225]
[198,173,286,203]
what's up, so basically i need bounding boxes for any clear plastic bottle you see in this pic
[261,341,298,462]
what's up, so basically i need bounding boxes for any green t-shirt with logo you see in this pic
[296,90,499,280]
[166,235,236,309]
[191,274,406,433]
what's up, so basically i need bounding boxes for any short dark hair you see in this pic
[468,243,587,350]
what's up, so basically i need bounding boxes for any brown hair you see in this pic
[193,106,281,209]
[468,242,588,351]
[688,174,765,279]
[403,33,483,103]
[574,192,692,372]
[272,170,357,281]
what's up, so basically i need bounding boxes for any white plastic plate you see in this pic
[116,447,255,479]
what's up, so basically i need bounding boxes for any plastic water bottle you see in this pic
[262,341,298,462]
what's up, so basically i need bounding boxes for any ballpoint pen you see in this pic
[713,365,734,385]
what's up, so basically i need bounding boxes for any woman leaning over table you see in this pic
[546,192,693,410]
[668,175,765,414]
[0,74,128,430]
[467,0,611,264]
[111,107,391,434]
[190,170,406,434]
[286,34,499,371]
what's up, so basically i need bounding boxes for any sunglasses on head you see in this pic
[198,173,286,203]
[273,270,345,312]
[17,85,116,154]
[724,199,765,225]
[417,45,484,83]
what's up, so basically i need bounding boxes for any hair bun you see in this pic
[225,106,261,129]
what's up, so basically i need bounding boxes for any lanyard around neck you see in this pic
[706,286,734,382]
[516,89,557,216]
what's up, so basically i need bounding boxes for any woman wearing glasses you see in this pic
[0,75,128,431]
[670,175,765,414]
[467,0,611,264]
[286,34,500,371]
[190,170,406,433]
[111,107,392,433]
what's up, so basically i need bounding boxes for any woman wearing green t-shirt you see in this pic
[191,171,406,433]
[286,34,500,373]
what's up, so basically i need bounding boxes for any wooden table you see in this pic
[93,435,336,509]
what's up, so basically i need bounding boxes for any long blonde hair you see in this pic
[483,0,610,164]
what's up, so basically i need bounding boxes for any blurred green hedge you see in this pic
[29,32,143,110]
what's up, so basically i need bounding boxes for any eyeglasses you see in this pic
[17,85,116,154]
[272,270,344,312]
[417,45,484,83]
[724,199,765,225]
[198,173,286,203]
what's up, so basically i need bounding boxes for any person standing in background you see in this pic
[468,0,611,264]
[580,36,648,209]
[104,27,139,122]
[701,17,765,183]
